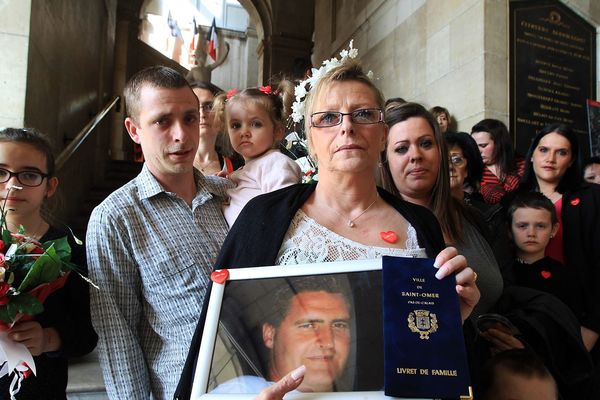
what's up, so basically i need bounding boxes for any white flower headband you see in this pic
[290,40,373,123]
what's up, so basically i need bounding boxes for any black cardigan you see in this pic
[175,183,446,399]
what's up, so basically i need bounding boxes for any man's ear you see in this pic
[124,117,141,144]
[262,323,275,349]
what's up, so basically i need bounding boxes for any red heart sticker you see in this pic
[380,231,398,244]
[541,270,551,279]
[211,269,230,284]
[570,198,580,206]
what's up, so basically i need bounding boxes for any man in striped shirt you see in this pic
[87,66,230,399]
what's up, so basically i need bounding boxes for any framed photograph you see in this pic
[190,259,401,399]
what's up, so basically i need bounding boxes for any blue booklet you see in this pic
[382,256,472,399]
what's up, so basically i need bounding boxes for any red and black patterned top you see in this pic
[480,158,525,204]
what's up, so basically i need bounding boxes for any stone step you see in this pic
[67,349,107,398]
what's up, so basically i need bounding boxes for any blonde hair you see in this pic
[303,58,385,154]
[212,80,294,155]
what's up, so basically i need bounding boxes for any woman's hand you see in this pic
[9,322,61,356]
[255,365,305,400]
[434,247,480,322]
[481,327,525,355]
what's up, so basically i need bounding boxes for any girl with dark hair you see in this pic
[471,119,524,204]
[0,128,97,399]
[517,123,600,358]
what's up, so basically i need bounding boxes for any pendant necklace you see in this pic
[330,193,379,228]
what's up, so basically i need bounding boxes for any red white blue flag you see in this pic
[206,17,218,61]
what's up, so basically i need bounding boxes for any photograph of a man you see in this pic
[211,275,353,394]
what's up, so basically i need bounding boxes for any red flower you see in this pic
[259,85,273,95]
[0,297,9,306]
[0,240,4,253]
[0,282,10,297]
[0,253,4,268]
[226,88,237,99]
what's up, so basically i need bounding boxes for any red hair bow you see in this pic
[259,85,273,95]
[226,88,237,99]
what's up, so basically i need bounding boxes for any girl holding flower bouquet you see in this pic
[0,128,97,399]
[213,82,302,226]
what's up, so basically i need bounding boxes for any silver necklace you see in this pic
[329,194,379,228]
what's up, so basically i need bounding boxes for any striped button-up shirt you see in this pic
[87,165,230,399]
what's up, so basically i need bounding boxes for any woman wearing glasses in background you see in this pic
[190,81,243,175]
[444,132,513,283]
[0,128,97,399]
[179,57,480,399]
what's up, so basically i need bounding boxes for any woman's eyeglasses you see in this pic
[199,103,214,113]
[449,155,466,167]
[0,168,49,187]
[310,108,383,128]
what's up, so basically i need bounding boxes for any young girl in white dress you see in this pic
[213,84,302,226]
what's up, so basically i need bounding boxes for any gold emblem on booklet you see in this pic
[407,309,438,340]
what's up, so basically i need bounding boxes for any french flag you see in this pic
[206,17,218,61]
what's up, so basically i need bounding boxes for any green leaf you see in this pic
[2,229,11,246]
[0,294,44,323]
[43,236,72,263]
[17,245,62,292]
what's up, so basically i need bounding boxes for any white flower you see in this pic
[288,39,372,128]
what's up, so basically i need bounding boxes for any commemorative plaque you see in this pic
[382,256,471,399]
[510,0,596,155]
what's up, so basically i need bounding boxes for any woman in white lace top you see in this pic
[179,53,480,400]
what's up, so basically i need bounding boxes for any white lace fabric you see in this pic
[276,210,427,265]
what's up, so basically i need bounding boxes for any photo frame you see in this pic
[190,258,409,399]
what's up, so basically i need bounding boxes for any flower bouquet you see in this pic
[0,186,77,398]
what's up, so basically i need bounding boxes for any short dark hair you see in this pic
[520,123,581,194]
[385,97,407,107]
[582,156,600,171]
[480,349,557,400]
[124,66,194,122]
[0,127,55,176]
[507,191,558,226]
[471,119,517,181]
[189,80,224,96]
[445,131,484,189]
[264,276,351,328]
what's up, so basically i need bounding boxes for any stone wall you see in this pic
[313,0,600,133]
[0,0,32,128]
